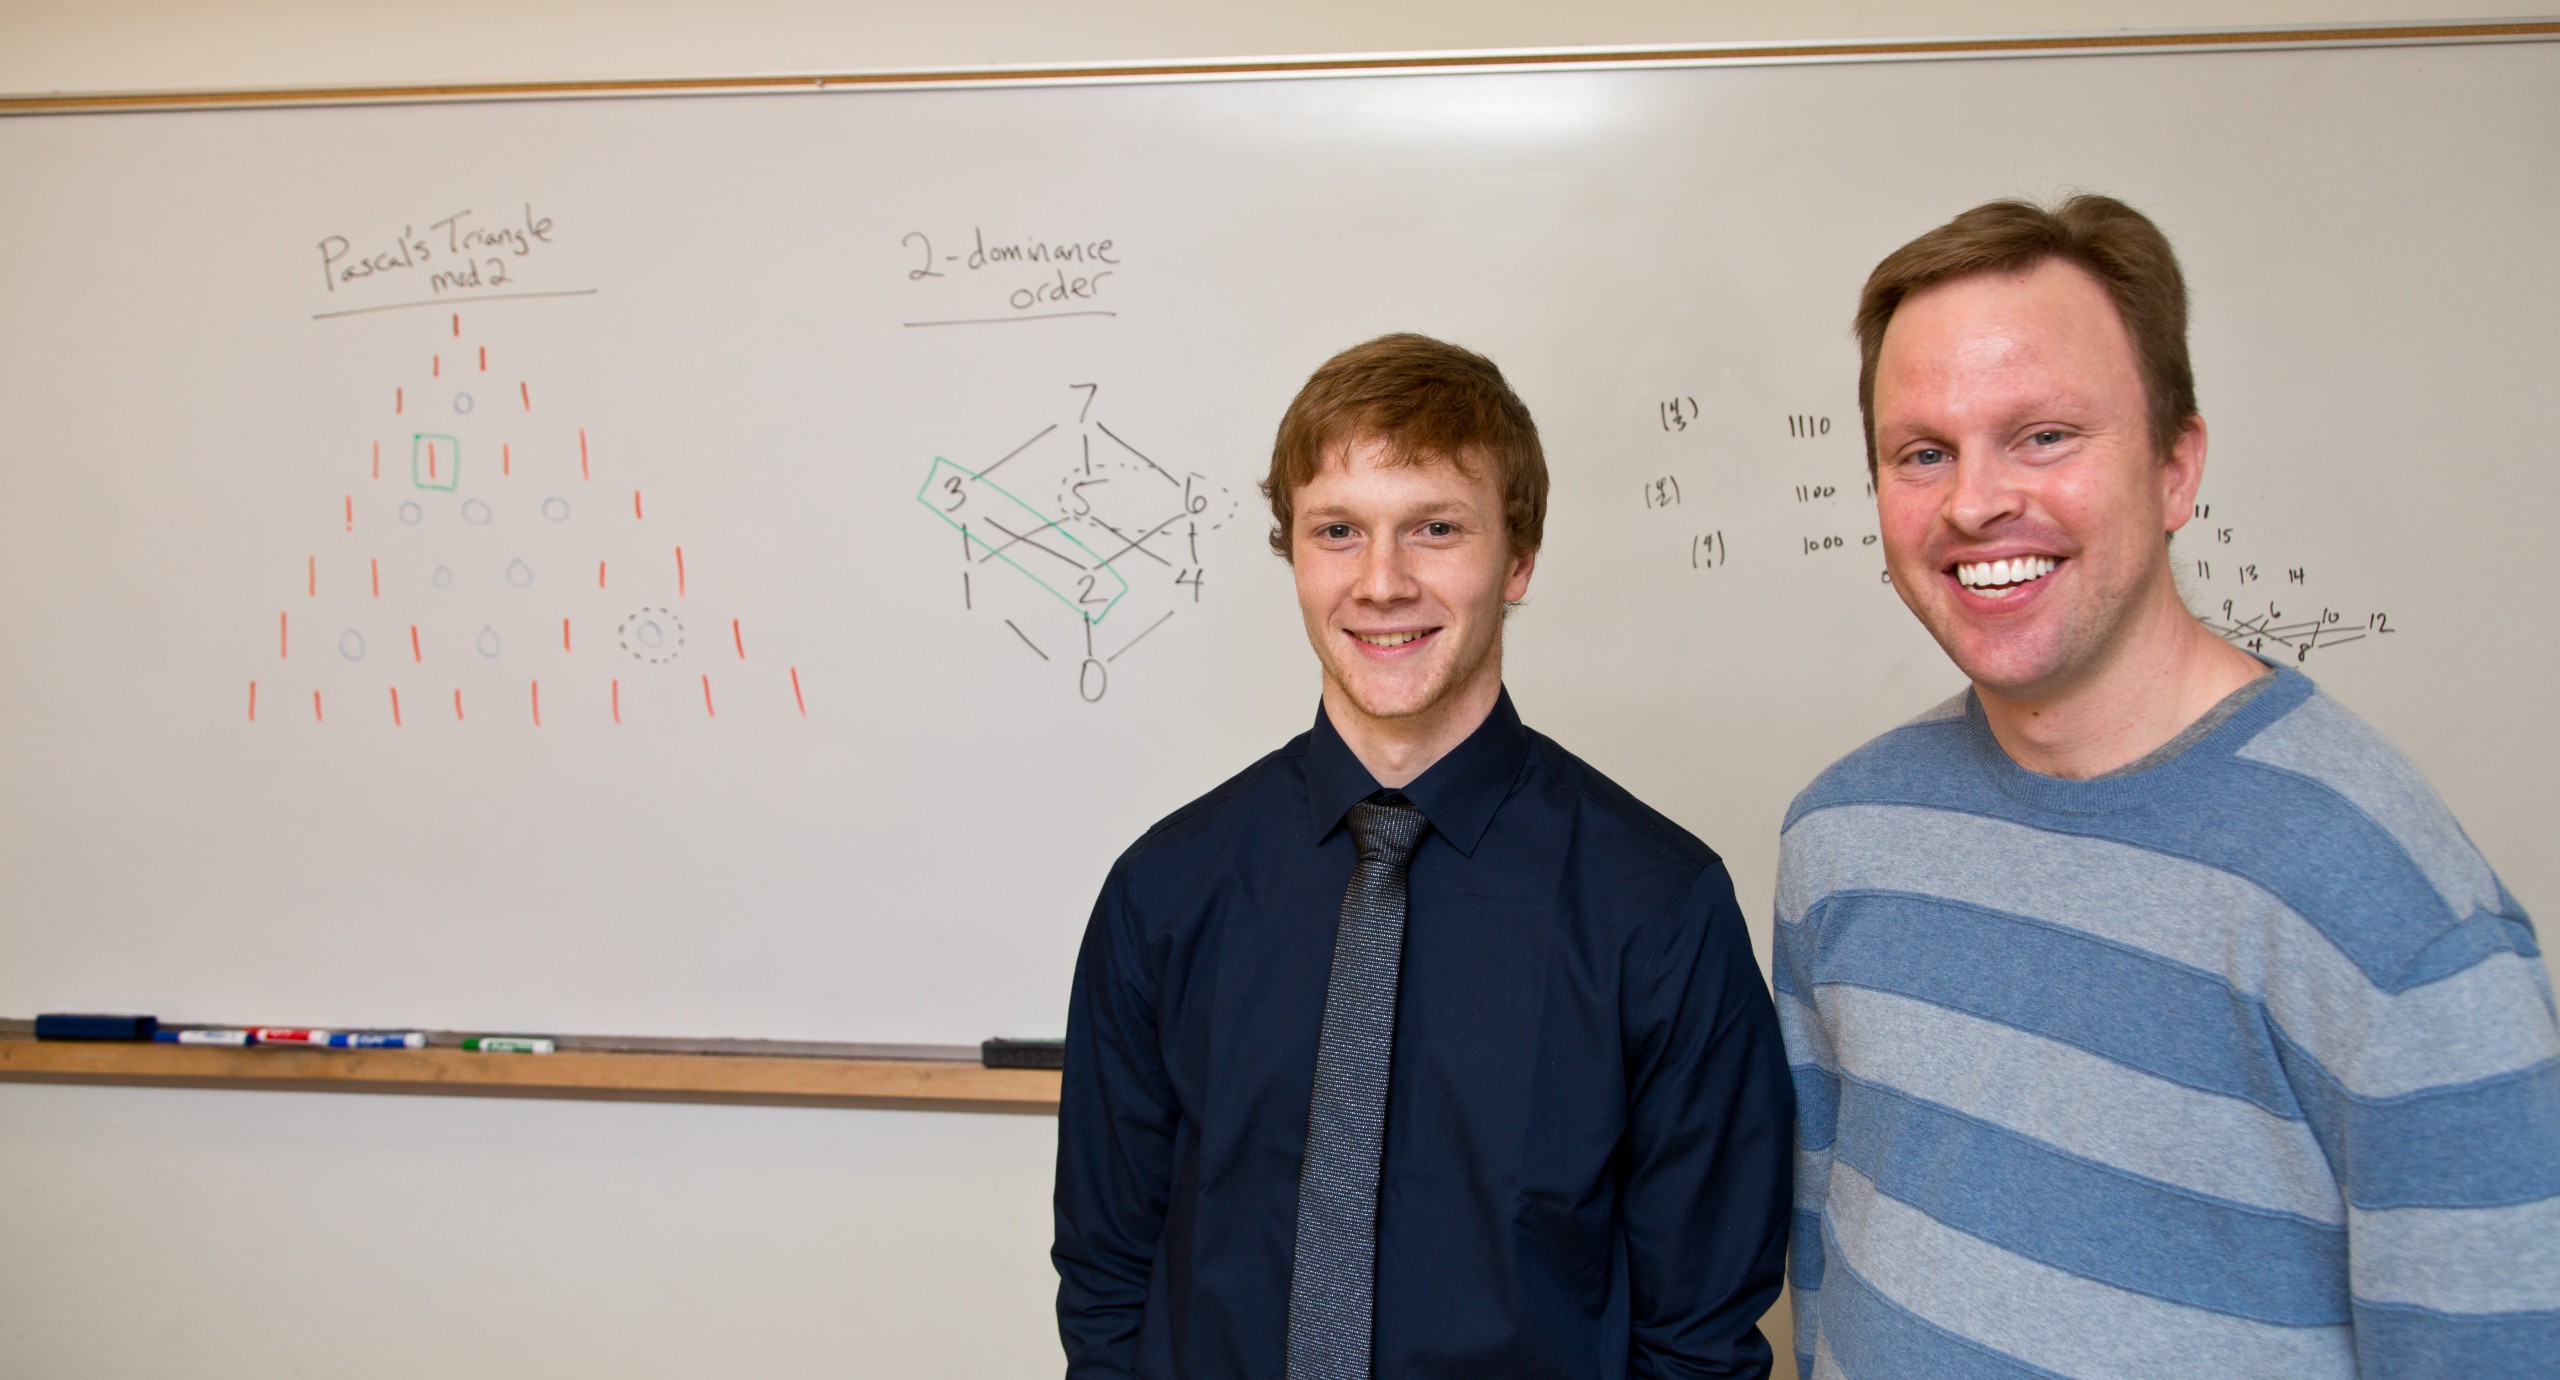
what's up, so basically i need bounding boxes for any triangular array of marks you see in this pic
[252,308,807,727]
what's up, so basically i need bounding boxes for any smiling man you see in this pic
[1055,334,1793,1379]
[1777,197,2560,1378]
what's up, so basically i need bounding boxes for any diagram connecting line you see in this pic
[2201,612,2372,653]
[1080,513,1176,567]
[977,516,1086,572]
[2216,622,2370,650]
[1096,421,1179,487]
[1092,511,1187,572]
[1004,619,1049,661]
[972,424,1057,482]
[1108,611,1174,663]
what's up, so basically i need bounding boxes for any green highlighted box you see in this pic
[918,456,1127,624]
[411,433,460,491]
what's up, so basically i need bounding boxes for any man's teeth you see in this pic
[1353,630,1429,648]
[1955,556,2058,589]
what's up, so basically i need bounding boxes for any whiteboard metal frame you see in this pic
[5,18,2557,115]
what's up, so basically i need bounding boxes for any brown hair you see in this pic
[1263,333,1548,560]
[1854,194,2196,474]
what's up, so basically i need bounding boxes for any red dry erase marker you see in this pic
[250,1027,336,1046]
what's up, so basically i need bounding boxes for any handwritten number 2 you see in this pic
[904,232,944,280]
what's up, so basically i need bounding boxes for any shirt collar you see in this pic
[1303,688,1531,858]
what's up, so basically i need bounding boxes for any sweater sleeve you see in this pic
[1770,884,1837,1380]
[2277,899,2560,1376]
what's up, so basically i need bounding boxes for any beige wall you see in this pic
[0,4,2521,1377]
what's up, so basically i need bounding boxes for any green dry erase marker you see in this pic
[462,1036,554,1054]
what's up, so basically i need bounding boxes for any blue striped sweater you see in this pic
[1775,665,2560,1378]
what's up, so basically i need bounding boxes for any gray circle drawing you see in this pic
[453,392,475,414]
[462,498,493,526]
[504,558,534,587]
[542,497,571,522]
[338,629,366,662]
[433,565,455,589]
[618,607,685,664]
[399,501,424,525]
[476,625,503,658]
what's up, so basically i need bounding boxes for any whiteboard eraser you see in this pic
[35,1013,159,1041]
[982,1038,1065,1070]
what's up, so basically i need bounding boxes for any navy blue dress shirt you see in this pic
[1054,691,1793,1378]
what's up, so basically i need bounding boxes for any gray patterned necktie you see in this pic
[1285,796,1430,1380]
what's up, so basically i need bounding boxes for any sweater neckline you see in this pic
[1963,660,2310,815]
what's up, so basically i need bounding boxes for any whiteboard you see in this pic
[4,39,2553,1044]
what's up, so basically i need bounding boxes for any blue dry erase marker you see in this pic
[154,1029,253,1046]
[324,1032,425,1049]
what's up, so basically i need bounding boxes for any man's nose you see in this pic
[1354,539,1421,603]
[1944,450,2025,534]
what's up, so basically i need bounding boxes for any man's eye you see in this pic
[1319,523,1353,540]
[1422,521,1456,538]
[1907,447,1951,466]
[2030,430,2067,446]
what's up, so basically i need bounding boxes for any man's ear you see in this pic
[1502,546,1537,605]
[2160,413,2208,535]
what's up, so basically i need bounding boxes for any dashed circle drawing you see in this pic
[399,501,424,525]
[338,629,367,662]
[453,392,475,414]
[541,496,571,522]
[476,625,503,658]
[432,565,455,589]
[504,558,534,588]
[618,607,685,664]
[462,498,493,525]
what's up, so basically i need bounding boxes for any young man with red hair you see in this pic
[1056,333,1793,1379]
